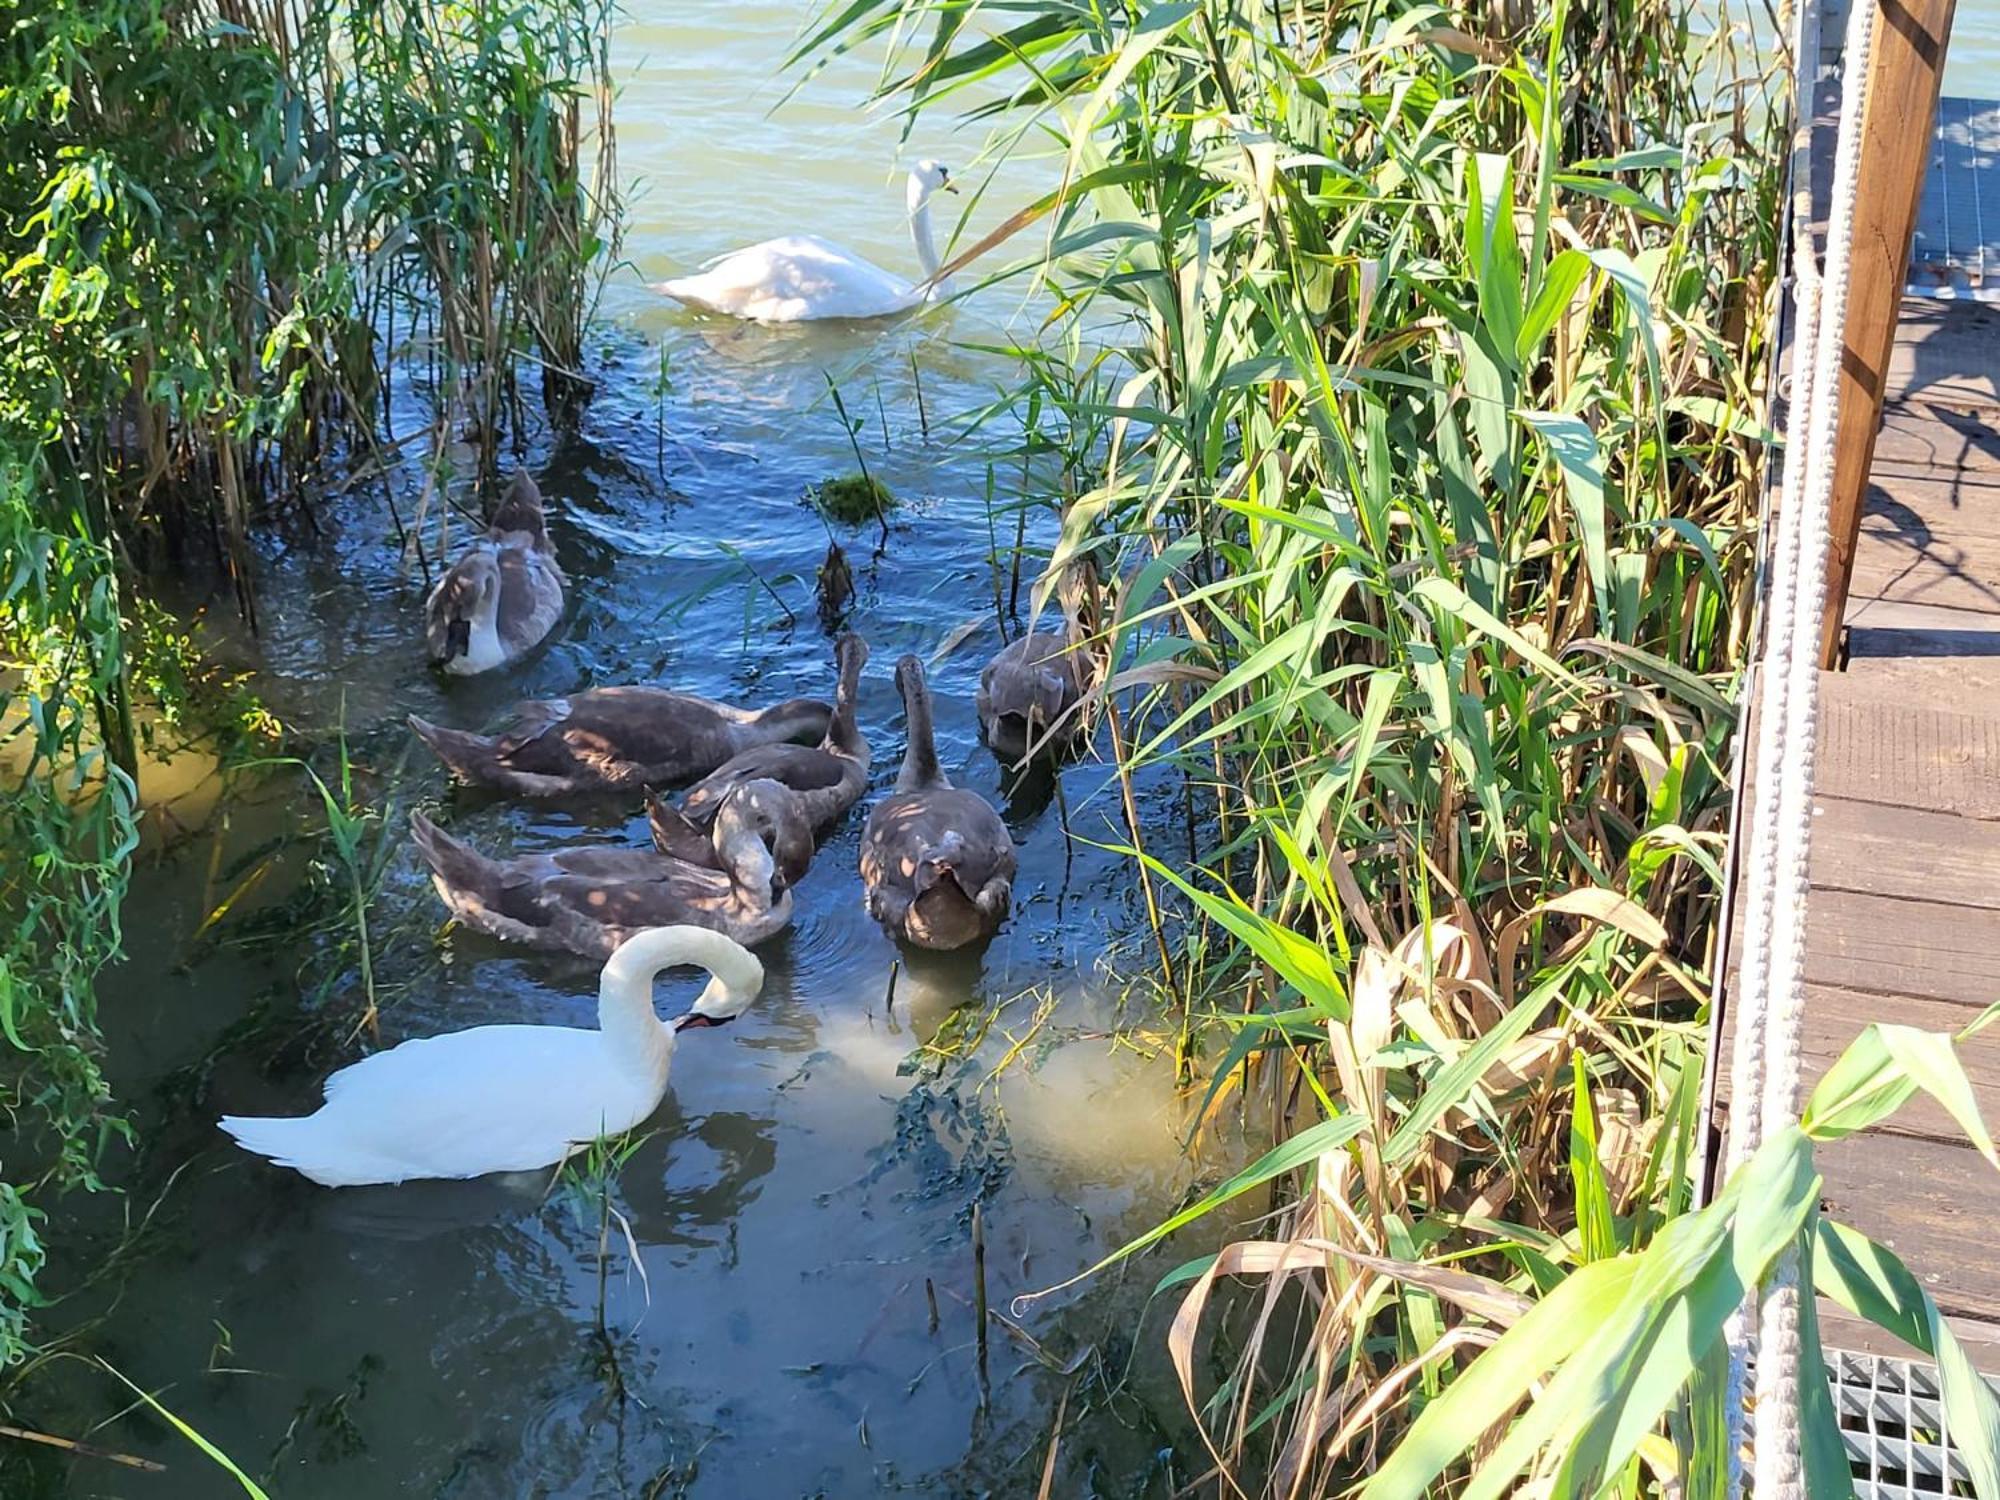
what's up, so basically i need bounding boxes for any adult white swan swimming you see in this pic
[654,160,958,323]
[219,926,762,1186]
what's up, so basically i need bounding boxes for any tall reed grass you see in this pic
[796,0,1997,1491]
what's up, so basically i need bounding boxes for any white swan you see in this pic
[219,926,762,1187]
[654,161,958,323]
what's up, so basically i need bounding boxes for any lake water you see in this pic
[1947,3,1999,94]
[15,6,1238,1497]
[24,3,1999,1494]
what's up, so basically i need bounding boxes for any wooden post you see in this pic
[1820,0,1959,666]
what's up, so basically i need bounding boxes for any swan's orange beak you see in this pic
[675,1011,732,1030]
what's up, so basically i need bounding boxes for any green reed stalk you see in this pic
[796,0,1783,1488]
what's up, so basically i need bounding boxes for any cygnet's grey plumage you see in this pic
[410,778,806,959]
[976,628,1086,764]
[860,654,1015,950]
[676,633,871,836]
[422,471,564,675]
[410,687,830,798]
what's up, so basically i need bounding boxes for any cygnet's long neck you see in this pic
[897,664,947,792]
[907,183,944,300]
[827,640,869,759]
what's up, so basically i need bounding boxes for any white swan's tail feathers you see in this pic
[220,1115,392,1188]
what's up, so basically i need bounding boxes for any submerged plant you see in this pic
[556,1129,654,1372]
[812,474,898,527]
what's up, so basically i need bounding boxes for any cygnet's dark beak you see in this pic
[674,1011,732,1031]
[444,616,471,659]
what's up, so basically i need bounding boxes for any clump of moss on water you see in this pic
[810,473,895,526]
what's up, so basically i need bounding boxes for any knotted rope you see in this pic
[1725,0,1877,1491]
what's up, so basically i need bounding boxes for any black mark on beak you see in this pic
[445,617,471,659]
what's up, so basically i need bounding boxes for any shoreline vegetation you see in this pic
[6,0,1999,1492]
[3,0,615,1373]
[802,3,2000,1494]
[800,0,1771,1483]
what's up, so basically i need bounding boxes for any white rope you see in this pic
[1727,0,1878,1491]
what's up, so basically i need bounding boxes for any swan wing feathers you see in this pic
[554,687,741,779]
[682,745,848,822]
[226,1027,663,1185]
[862,789,1017,894]
[663,236,914,322]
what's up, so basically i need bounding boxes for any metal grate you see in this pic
[1909,97,2000,301]
[1828,1349,1982,1497]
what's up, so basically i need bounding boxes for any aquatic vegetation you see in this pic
[556,1130,655,1352]
[263,731,398,1035]
[812,473,899,527]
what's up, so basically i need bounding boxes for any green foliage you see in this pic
[797,0,1784,1489]
[101,1361,275,1498]
[256,726,398,1032]
[0,451,139,1296]
[0,0,617,1371]
[813,473,898,526]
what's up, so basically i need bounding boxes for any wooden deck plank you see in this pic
[1715,984,2000,1141]
[1816,1132,2000,1331]
[1848,545,2000,629]
[1849,465,2000,613]
[1843,597,2000,655]
[1788,889,2000,1011]
[1865,465,2000,532]
[1886,299,2000,410]
[1805,795,2000,907]
[1872,402,2000,471]
[1814,669,2000,816]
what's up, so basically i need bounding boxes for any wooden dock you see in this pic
[1708,0,2000,1373]
[1720,297,2000,1363]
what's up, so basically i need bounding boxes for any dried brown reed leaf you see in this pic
[1593,1086,1657,1209]
[1174,1234,1535,1495]
[929,614,988,663]
[1496,887,1668,1006]
[1289,1324,1503,1494]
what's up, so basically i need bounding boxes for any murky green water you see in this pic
[17,8,1238,1497]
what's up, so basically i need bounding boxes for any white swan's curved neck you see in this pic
[597,929,703,1073]
[910,200,942,297]
[597,966,673,1079]
[595,927,762,1070]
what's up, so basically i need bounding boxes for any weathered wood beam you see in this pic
[1820,0,1959,667]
